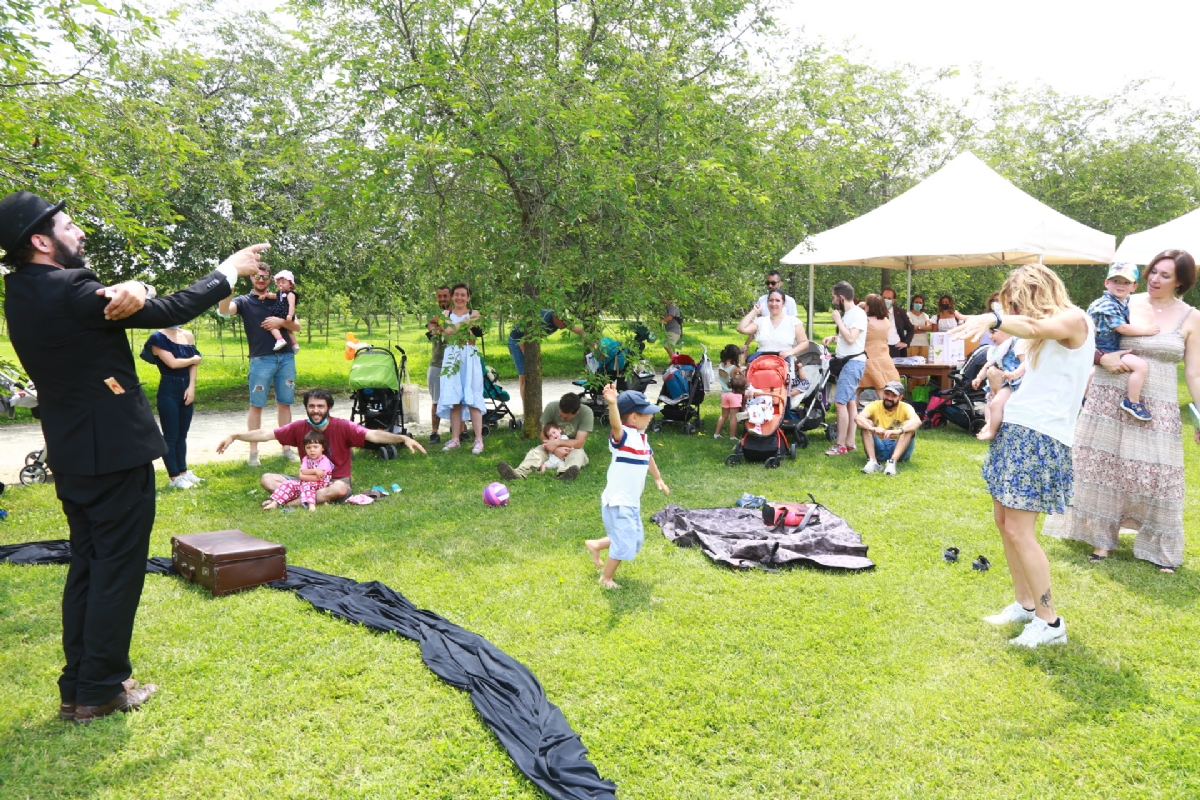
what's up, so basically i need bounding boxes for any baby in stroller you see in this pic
[726,354,796,468]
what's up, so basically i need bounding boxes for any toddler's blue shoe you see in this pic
[391,484,401,494]
[1121,398,1153,422]
[371,485,390,496]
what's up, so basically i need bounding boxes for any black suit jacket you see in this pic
[887,305,915,358]
[4,264,233,476]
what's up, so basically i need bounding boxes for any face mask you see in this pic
[884,299,893,309]
[168,325,182,330]
[913,303,923,312]
[308,414,329,430]
[940,302,950,310]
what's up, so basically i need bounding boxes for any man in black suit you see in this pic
[881,287,914,358]
[1,190,268,723]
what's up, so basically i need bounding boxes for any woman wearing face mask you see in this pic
[908,295,931,358]
[935,294,966,332]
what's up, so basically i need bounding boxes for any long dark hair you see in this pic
[720,344,741,365]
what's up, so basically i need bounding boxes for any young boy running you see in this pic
[585,384,670,589]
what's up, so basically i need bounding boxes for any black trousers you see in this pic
[54,464,156,706]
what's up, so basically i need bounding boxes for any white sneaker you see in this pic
[183,470,203,484]
[273,338,287,352]
[282,447,300,463]
[861,459,880,474]
[1008,616,1067,648]
[248,453,261,467]
[983,602,1035,625]
[713,432,721,439]
[169,476,193,489]
[883,460,897,476]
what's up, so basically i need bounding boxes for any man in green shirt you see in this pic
[497,392,593,481]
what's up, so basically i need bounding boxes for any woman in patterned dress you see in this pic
[952,264,1094,648]
[1043,249,1200,573]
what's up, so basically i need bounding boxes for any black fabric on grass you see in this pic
[653,504,875,571]
[2,541,617,800]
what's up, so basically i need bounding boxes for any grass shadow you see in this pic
[601,575,656,630]
[1052,538,1197,610]
[1015,637,1153,726]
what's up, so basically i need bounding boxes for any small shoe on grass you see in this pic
[883,460,897,476]
[168,476,193,489]
[282,447,301,463]
[558,465,581,482]
[248,453,261,467]
[861,459,880,474]
[428,432,441,445]
[983,602,1034,625]
[1008,616,1067,648]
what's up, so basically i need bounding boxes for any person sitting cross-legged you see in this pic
[855,380,919,475]
[497,391,593,481]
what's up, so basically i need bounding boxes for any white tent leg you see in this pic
[808,263,815,339]
[906,265,912,304]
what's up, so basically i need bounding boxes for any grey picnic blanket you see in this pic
[652,504,875,571]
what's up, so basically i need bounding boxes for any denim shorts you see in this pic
[248,353,296,408]
[834,358,865,405]
[507,338,525,376]
[602,505,644,561]
[874,435,915,462]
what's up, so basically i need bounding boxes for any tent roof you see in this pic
[781,152,1115,269]
[1114,207,1200,265]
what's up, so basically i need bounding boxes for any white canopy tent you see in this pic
[1114,207,1200,265]
[780,152,1116,335]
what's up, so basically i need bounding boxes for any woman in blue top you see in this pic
[148,326,203,488]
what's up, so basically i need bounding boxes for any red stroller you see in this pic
[725,354,797,469]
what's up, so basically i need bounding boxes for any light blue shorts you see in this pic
[507,337,525,376]
[874,435,915,462]
[248,353,296,408]
[602,505,644,561]
[834,358,865,405]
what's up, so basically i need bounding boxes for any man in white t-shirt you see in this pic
[822,280,867,455]
[744,270,799,356]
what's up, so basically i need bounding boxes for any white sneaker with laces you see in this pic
[169,476,193,489]
[273,338,287,352]
[1008,616,1067,648]
[983,602,1035,625]
[883,460,897,476]
[282,447,301,463]
[861,459,880,474]
[247,453,261,467]
[183,470,203,484]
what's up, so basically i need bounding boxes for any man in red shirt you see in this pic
[216,388,426,502]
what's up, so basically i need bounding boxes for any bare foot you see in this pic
[1159,566,1176,574]
[598,578,620,589]
[585,541,604,569]
[262,500,278,510]
[304,503,316,512]
[976,429,997,441]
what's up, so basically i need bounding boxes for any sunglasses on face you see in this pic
[766,281,780,286]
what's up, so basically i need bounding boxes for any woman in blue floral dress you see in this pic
[952,264,1094,649]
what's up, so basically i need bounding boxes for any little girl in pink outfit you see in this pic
[263,430,333,511]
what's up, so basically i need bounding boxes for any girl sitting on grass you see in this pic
[263,430,334,511]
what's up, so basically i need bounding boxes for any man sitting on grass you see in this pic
[216,388,426,503]
[855,380,919,476]
[497,391,593,482]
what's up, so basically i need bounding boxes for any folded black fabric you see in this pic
[6,543,616,800]
[653,504,875,571]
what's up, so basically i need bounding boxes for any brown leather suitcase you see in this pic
[171,530,286,596]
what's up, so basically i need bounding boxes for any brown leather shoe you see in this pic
[557,465,581,482]
[73,683,157,724]
[59,678,142,721]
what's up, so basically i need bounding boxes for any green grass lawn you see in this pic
[2,404,1198,798]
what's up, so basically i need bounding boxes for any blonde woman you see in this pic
[951,264,1094,648]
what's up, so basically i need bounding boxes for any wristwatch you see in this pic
[140,281,157,300]
[989,310,1002,330]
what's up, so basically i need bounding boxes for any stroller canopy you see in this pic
[349,350,400,392]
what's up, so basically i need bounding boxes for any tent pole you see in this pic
[808,263,815,339]
[906,263,912,304]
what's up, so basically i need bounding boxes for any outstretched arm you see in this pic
[216,428,279,453]
[363,430,428,454]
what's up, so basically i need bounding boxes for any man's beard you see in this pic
[883,399,898,410]
[52,234,86,270]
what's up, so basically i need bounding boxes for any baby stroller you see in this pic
[0,363,50,485]
[348,345,409,459]
[576,337,656,425]
[726,354,796,468]
[481,361,521,434]
[782,342,834,449]
[923,346,989,434]
[650,346,708,435]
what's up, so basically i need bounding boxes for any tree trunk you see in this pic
[880,270,892,294]
[325,305,330,345]
[522,338,542,439]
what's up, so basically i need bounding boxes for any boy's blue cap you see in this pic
[1106,262,1139,283]
[617,390,661,417]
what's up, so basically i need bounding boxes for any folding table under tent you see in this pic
[779,152,1116,337]
[1114,206,1200,265]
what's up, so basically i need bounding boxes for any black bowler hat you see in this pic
[0,191,66,254]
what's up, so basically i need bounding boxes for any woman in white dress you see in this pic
[436,283,487,454]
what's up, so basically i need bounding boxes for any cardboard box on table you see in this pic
[928,333,965,365]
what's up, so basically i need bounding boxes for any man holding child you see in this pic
[496,391,593,481]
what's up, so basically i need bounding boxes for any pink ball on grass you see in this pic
[483,482,510,507]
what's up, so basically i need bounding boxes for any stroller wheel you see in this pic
[681,423,694,436]
[970,418,987,435]
[379,444,396,461]
[509,418,521,430]
[797,432,809,450]
[599,412,610,427]
[25,451,42,466]
[789,442,798,460]
[764,456,780,469]
[481,424,492,439]
[19,464,47,485]
[825,423,837,442]
[725,454,743,467]
[649,421,664,433]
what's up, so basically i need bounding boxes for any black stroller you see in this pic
[0,362,50,485]
[348,345,410,459]
[649,346,708,435]
[782,342,833,448]
[576,337,656,425]
[923,346,989,434]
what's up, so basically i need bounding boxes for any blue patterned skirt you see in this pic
[982,423,1074,514]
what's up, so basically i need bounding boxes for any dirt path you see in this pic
[0,378,585,485]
